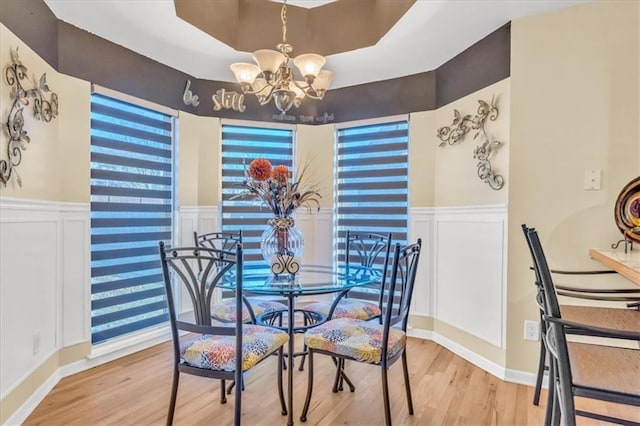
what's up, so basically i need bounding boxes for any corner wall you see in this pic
[507,0,640,372]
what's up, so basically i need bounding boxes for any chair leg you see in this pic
[337,359,344,391]
[298,314,310,371]
[234,366,242,426]
[544,360,555,426]
[381,366,392,426]
[300,350,315,422]
[533,338,546,406]
[220,379,227,404]
[401,351,414,415]
[166,367,179,426]
[277,348,287,416]
[226,376,245,394]
[331,358,342,393]
[331,358,355,393]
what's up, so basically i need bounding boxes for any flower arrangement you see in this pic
[233,158,321,217]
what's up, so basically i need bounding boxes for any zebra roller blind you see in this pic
[335,120,409,296]
[221,124,294,271]
[90,92,175,344]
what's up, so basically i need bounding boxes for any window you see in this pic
[221,123,294,271]
[335,119,409,269]
[90,91,176,344]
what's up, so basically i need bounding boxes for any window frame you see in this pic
[89,85,178,345]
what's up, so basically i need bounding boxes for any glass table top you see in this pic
[218,264,382,296]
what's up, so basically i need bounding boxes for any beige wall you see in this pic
[408,110,436,207]
[178,112,220,206]
[432,80,510,207]
[507,0,640,372]
[409,79,510,207]
[0,24,82,201]
[296,124,334,209]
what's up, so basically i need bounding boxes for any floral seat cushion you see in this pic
[304,318,405,364]
[211,298,286,323]
[304,299,381,321]
[181,324,288,371]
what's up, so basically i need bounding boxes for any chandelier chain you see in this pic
[281,2,288,46]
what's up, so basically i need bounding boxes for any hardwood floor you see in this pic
[25,338,639,425]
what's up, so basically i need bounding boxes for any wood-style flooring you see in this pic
[24,338,640,425]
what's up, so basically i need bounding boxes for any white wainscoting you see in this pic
[432,205,508,348]
[408,207,434,318]
[0,197,90,398]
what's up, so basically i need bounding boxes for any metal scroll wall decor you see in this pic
[436,96,504,190]
[1,48,58,187]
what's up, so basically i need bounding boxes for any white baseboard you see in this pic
[408,328,541,388]
[4,370,62,426]
[5,329,173,426]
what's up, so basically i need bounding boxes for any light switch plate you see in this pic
[584,169,601,190]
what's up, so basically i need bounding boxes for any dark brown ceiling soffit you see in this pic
[174,0,416,56]
[0,0,59,68]
[1,0,510,124]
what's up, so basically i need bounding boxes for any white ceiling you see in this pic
[43,0,588,89]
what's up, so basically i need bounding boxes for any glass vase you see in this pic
[260,217,304,264]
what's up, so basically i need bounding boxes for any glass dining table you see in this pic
[218,264,382,426]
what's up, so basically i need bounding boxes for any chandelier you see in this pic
[230,0,334,114]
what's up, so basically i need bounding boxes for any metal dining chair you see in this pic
[525,228,640,426]
[158,242,288,425]
[194,231,287,325]
[299,231,392,376]
[304,231,392,322]
[300,239,422,426]
[521,224,640,409]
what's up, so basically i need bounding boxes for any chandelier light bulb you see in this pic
[230,63,260,85]
[293,54,325,80]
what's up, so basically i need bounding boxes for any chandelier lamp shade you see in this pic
[230,0,334,114]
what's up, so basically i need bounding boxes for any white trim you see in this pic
[0,197,89,213]
[0,347,58,400]
[179,205,218,215]
[334,114,409,130]
[88,325,172,360]
[221,118,296,130]
[409,206,436,215]
[4,328,172,425]
[91,84,178,117]
[434,204,507,217]
[504,367,545,388]
[4,369,62,426]
[408,328,541,387]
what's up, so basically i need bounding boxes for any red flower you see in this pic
[248,158,272,181]
[272,164,290,183]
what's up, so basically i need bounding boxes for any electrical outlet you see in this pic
[524,320,539,341]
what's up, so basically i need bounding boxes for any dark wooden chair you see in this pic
[521,224,640,412]
[194,231,287,324]
[525,228,640,426]
[300,239,422,426]
[158,242,288,425]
